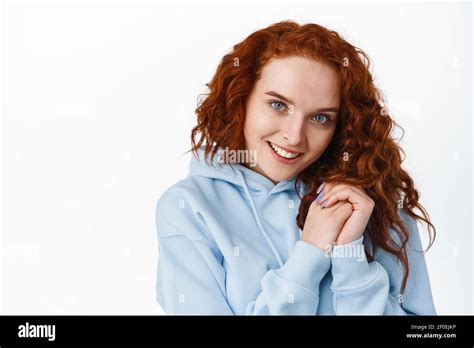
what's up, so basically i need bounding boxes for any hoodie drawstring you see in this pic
[236,169,284,268]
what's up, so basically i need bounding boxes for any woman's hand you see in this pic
[301,198,354,253]
[315,182,375,245]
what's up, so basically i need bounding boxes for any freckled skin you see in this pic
[243,55,340,184]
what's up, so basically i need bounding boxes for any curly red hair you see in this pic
[190,20,436,294]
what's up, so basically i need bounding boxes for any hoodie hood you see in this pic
[188,146,304,196]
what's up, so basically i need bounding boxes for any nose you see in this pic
[282,115,305,146]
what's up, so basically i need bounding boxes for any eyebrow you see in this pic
[264,90,340,114]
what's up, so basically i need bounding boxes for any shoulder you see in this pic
[155,175,222,214]
[154,177,217,245]
[155,177,199,210]
[369,208,427,262]
[393,208,425,252]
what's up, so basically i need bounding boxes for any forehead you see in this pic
[256,55,340,107]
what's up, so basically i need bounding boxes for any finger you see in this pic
[320,184,374,211]
[333,201,353,214]
[311,197,342,213]
[314,181,336,204]
[315,182,344,205]
[333,201,354,220]
[320,200,346,211]
[317,183,366,205]
[320,187,365,209]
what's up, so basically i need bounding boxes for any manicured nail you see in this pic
[317,182,325,194]
[321,199,329,208]
[315,191,324,203]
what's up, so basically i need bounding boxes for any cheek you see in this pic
[245,105,277,139]
[306,130,334,156]
[243,114,258,145]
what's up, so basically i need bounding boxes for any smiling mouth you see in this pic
[266,141,303,159]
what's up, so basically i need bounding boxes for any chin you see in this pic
[261,164,298,183]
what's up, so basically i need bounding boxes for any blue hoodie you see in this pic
[155,147,437,315]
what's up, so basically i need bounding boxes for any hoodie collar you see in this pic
[188,146,300,195]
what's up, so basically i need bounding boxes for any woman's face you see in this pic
[243,55,340,183]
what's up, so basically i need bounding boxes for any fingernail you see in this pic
[317,182,325,194]
[321,199,329,208]
[315,191,324,203]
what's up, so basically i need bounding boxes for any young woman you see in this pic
[155,20,437,315]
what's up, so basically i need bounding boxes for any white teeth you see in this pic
[269,142,300,159]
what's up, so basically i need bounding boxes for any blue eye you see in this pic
[311,114,330,123]
[269,101,286,111]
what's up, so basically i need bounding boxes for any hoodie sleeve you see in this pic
[245,240,331,314]
[329,209,437,315]
[155,187,331,315]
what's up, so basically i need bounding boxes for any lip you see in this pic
[267,141,304,155]
[266,141,303,165]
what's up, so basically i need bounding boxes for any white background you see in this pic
[1,0,472,314]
